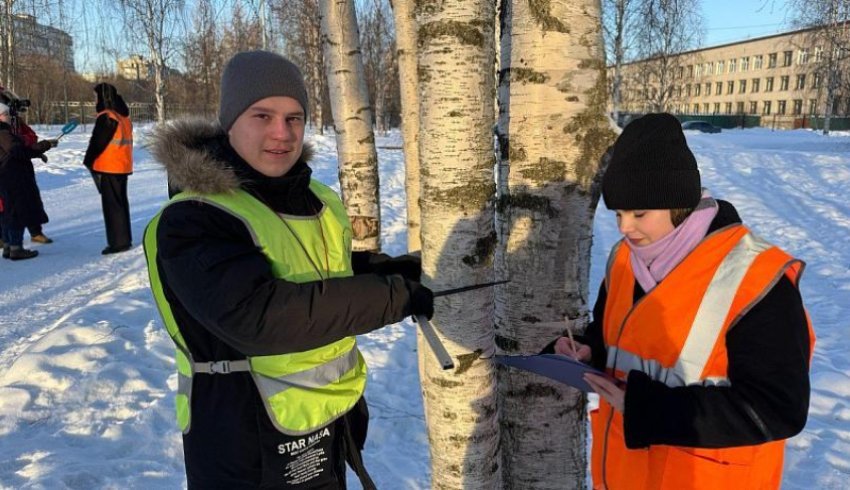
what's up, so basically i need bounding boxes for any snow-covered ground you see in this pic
[0,123,847,489]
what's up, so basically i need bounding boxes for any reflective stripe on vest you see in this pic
[92,109,133,174]
[591,225,815,490]
[143,180,365,436]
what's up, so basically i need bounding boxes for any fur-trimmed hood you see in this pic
[147,117,313,194]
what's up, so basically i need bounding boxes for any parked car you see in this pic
[681,120,722,133]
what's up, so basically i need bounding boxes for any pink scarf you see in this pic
[625,191,719,292]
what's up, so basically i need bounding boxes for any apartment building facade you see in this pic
[613,25,849,127]
[13,14,74,72]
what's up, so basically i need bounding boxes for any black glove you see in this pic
[39,154,48,163]
[32,140,52,153]
[47,139,59,148]
[373,254,421,282]
[405,279,434,320]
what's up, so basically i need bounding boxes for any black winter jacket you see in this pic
[546,200,811,449]
[147,119,416,488]
[0,122,50,228]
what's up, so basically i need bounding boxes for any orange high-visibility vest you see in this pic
[93,109,133,174]
[591,224,815,490]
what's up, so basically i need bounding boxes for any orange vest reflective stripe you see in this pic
[590,224,815,490]
[93,109,133,174]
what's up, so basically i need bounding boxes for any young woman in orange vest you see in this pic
[83,83,133,255]
[549,113,815,489]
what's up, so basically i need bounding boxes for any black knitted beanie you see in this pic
[218,50,309,131]
[602,113,701,210]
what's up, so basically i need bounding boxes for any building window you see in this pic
[813,72,822,88]
[741,56,750,71]
[704,103,711,114]
[716,61,725,75]
[749,101,758,114]
[687,65,694,78]
[737,101,745,113]
[705,82,712,95]
[706,62,713,75]
[696,64,702,77]
[780,76,789,91]
[809,99,818,114]
[783,50,793,67]
[768,53,777,68]
[686,84,692,96]
[693,103,700,113]
[727,81,735,94]
[752,78,760,93]
[754,55,763,69]
[694,83,701,96]
[676,86,683,98]
[796,74,806,90]
[716,81,723,94]
[798,49,809,65]
[815,46,823,62]
[714,102,721,114]
[763,101,772,115]
[725,102,733,114]
[778,100,787,114]
[793,99,803,115]
[739,80,747,93]
[729,58,737,73]
[766,77,774,92]
[677,66,684,79]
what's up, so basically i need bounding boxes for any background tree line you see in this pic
[1,0,398,129]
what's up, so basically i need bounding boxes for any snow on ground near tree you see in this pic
[0,123,848,489]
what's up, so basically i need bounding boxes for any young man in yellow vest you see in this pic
[549,113,814,489]
[83,82,133,255]
[144,50,433,489]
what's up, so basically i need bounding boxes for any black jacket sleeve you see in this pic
[156,200,415,357]
[83,114,117,169]
[623,276,811,449]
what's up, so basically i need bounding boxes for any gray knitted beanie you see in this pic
[218,50,309,131]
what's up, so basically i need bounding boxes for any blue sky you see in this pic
[702,0,795,47]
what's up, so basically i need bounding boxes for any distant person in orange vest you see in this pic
[83,83,133,255]
[546,113,814,489]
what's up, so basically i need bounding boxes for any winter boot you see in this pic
[31,234,53,244]
[9,245,38,261]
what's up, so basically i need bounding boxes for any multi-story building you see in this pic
[613,24,849,127]
[117,54,181,82]
[117,54,154,81]
[12,14,74,72]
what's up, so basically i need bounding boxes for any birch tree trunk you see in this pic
[320,0,382,252]
[390,0,421,252]
[495,0,615,488]
[417,1,500,488]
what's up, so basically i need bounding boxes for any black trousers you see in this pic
[100,173,132,248]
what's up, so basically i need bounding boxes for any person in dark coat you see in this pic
[545,113,813,489]
[0,103,57,260]
[14,117,53,244]
[144,51,433,489]
[83,83,133,255]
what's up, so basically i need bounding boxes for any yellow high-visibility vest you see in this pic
[143,180,366,435]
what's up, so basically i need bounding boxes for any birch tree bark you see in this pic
[320,0,382,251]
[417,1,500,488]
[495,0,615,488]
[390,0,421,252]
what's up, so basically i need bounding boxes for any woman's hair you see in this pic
[670,208,694,227]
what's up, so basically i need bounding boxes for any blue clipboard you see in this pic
[495,354,617,393]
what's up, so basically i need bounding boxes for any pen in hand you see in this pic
[565,316,579,359]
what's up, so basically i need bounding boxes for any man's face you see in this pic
[0,112,9,123]
[228,96,306,177]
